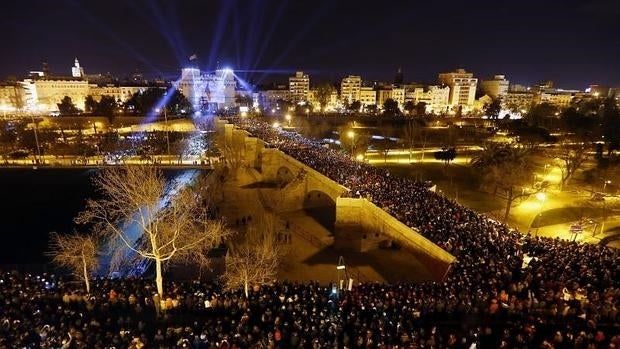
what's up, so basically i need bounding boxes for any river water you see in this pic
[0,168,198,269]
[0,169,96,266]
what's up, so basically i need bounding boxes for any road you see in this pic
[0,154,219,169]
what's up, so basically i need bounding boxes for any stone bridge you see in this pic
[216,119,456,279]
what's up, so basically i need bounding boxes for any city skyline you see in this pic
[2,0,619,89]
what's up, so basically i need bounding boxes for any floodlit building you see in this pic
[359,87,376,108]
[376,87,393,109]
[0,83,24,113]
[502,91,535,113]
[391,87,405,109]
[406,85,450,113]
[257,89,291,110]
[289,71,310,103]
[89,85,147,103]
[480,74,509,100]
[179,67,237,111]
[340,75,361,104]
[21,78,90,112]
[438,68,478,110]
[536,90,575,108]
[71,58,85,78]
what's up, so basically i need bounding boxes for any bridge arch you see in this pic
[303,190,337,232]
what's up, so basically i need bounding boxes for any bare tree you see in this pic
[214,131,245,180]
[76,166,231,298]
[472,144,539,221]
[221,214,286,298]
[47,232,99,294]
[555,141,589,190]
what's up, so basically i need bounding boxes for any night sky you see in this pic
[1,0,619,88]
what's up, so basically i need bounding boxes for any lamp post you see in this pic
[599,180,612,236]
[164,107,171,158]
[535,191,546,236]
[603,179,611,194]
[30,114,42,164]
[336,256,347,297]
[347,130,355,156]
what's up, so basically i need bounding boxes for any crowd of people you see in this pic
[1,271,618,348]
[0,116,618,348]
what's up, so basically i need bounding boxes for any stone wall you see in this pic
[335,197,456,280]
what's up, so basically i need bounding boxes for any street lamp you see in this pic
[347,130,356,155]
[535,192,546,236]
[603,179,612,194]
[29,114,42,165]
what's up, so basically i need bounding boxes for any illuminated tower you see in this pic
[179,67,203,111]
[71,58,85,78]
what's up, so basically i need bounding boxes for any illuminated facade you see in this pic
[179,67,237,111]
[359,87,376,108]
[89,85,147,103]
[376,86,404,110]
[257,89,291,110]
[502,91,535,112]
[71,58,85,78]
[480,74,509,100]
[0,83,23,112]
[536,90,574,108]
[340,75,361,103]
[406,85,450,113]
[438,68,478,110]
[289,71,309,103]
[21,78,90,111]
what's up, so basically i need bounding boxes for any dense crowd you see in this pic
[1,117,618,348]
[1,271,618,348]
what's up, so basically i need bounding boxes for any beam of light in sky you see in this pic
[148,79,181,122]
[67,0,164,75]
[128,0,188,66]
[250,0,288,75]
[232,72,253,93]
[207,0,234,69]
[256,1,336,84]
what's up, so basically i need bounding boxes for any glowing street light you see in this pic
[535,192,546,236]
[272,121,280,128]
[285,113,292,126]
[356,154,364,162]
[347,130,356,156]
[603,179,612,194]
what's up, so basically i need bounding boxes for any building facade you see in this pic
[0,83,24,112]
[179,67,237,111]
[502,91,535,113]
[257,89,291,110]
[480,74,509,100]
[359,87,376,108]
[438,68,478,110]
[289,71,309,103]
[406,85,450,113]
[340,75,362,104]
[21,78,91,111]
[89,85,147,103]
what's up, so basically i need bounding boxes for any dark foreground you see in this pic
[1,271,618,349]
